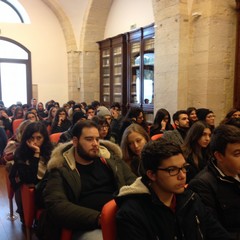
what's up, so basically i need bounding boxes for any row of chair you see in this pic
[12,118,52,135]
[7,119,119,240]
[5,168,117,240]
[21,184,117,240]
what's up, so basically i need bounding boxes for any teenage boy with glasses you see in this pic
[115,138,230,240]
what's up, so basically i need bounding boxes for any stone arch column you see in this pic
[78,0,113,103]
[152,0,236,122]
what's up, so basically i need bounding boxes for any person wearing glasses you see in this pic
[115,138,230,240]
[196,108,215,131]
[51,107,72,134]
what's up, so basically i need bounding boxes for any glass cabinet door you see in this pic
[102,49,110,102]
[113,46,122,103]
[130,42,141,104]
[143,38,154,104]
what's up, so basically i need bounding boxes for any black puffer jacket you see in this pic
[116,177,230,240]
[189,159,240,239]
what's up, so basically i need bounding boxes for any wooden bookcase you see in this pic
[98,34,127,113]
[98,23,155,115]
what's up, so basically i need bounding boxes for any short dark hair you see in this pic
[141,138,183,173]
[92,115,109,128]
[72,120,98,139]
[173,110,188,122]
[91,100,100,109]
[110,102,121,110]
[210,124,240,155]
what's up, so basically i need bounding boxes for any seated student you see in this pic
[24,111,38,122]
[109,102,123,143]
[39,120,136,240]
[150,108,174,137]
[186,107,198,126]
[9,121,53,221]
[119,107,148,144]
[51,107,72,134]
[59,111,87,143]
[1,120,32,165]
[189,124,240,239]
[196,108,215,131]
[86,105,95,120]
[0,107,13,138]
[163,110,190,145]
[115,138,230,240]
[220,108,240,125]
[121,124,150,176]
[181,121,212,183]
[92,115,116,143]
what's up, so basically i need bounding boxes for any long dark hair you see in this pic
[220,108,240,124]
[151,108,173,131]
[182,121,211,164]
[51,107,69,127]
[14,121,53,164]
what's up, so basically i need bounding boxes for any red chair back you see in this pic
[151,133,163,141]
[61,229,72,240]
[46,125,52,135]
[49,132,62,144]
[12,118,24,134]
[101,199,118,240]
[21,184,72,240]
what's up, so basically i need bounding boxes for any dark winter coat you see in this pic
[116,177,230,240]
[189,159,240,239]
[38,140,136,240]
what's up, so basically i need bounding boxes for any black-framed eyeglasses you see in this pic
[157,164,190,176]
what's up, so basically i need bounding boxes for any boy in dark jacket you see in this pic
[116,138,230,240]
[189,124,240,239]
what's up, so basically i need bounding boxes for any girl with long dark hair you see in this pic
[9,121,53,221]
[182,121,212,183]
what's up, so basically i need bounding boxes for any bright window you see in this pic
[0,0,30,23]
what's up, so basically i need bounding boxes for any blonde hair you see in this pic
[121,123,150,164]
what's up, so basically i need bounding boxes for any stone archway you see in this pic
[41,0,112,103]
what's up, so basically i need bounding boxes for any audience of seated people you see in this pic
[1,98,240,239]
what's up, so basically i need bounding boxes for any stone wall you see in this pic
[153,0,237,123]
